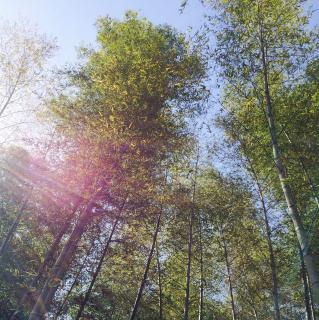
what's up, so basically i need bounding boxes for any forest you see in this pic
[0,0,318,319]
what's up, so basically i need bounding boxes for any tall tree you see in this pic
[28,12,207,319]
[210,0,319,310]
[0,21,55,144]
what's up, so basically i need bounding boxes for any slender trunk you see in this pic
[222,238,236,320]
[183,209,193,320]
[10,209,77,320]
[31,210,76,287]
[253,307,259,320]
[75,214,121,320]
[54,270,81,320]
[0,197,28,256]
[284,131,319,211]
[28,196,100,320]
[0,71,22,117]
[156,241,163,320]
[308,272,317,320]
[248,165,281,320]
[129,210,162,320]
[232,123,281,319]
[183,153,199,320]
[259,18,319,311]
[260,192,281,320]
[54,239,95,320]
[198,214,204,320]
[300,246,313,320]
[1,142,54,262]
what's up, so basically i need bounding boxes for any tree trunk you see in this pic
[259,191,281,320]
[31,210,76,286]
[248,164,281,320]
[156,241,163,320]
[0,197,28,257]
[0,70,22,117]
[10,206,78,320]
[284,131,319,211]
[300,246,313,320]
[198,214,204,320]
[129,210,162,320]
[75,213,122,320]
[183,153,199,320]
[222,238,236,320]
[308,272,317,320]
[54,239,95,320]
[1,141,55,261]
[28,195,101,320]
[230,121,282,320]
[259,19,319,312]
[183,209,194,320]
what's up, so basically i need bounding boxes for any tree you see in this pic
[28,12,207,319]
[209,0,319,312]
[0,20,55,145]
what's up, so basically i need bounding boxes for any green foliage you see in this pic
[0,4,318,320]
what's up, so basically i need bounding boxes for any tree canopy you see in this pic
[0,3,318,320]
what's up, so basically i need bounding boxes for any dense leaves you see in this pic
[0,3,318,320]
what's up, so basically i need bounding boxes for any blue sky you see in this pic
[0,0,318,66]
[0,0,318,152]
[0,0,206,66]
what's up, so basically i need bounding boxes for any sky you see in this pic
[0,0,207,66]
[0,0,318,149]
[0,0,208,146]
[0,0,318,68]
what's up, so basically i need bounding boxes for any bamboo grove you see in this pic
[0,1,318,319]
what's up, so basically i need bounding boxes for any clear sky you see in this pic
[0,0,207,66]
[0,0,318,149]
[0,0,318,66]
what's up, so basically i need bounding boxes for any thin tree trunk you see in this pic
[0,197,28,257]
[10,207,78,320]
[31,209,76,287]
[300,246,313,320]
[259,190,281,320]
[229,122,282,319]
[184,209,194,320]
[28,195,102,320]
[247,161,281,320]
[0,71,22,117]
[258,15,319,311]
[1,141,56,263]
[284,131,319,211]
[75,214,121,320]
[54,269,82,320]
[198,214,204,320]
[222,238,236,320]
[183,153,199,320]
[129,210,162,320]
[54,239,95,320]
[156,241,163,320]
[308,272,317,320]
